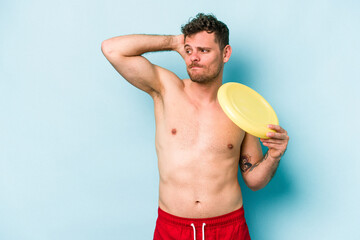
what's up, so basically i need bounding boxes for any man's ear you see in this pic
[223,45,232,63]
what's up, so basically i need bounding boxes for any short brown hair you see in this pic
[181,13,229,50]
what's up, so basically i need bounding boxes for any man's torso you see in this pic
[153,78,246,218]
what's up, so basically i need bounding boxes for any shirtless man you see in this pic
[101,13,289,240]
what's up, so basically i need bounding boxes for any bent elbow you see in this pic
[101,40,127,62]
[101,40,113,56]
[244,179,265,192]
[248,184,264,192]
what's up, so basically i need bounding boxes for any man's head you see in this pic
[181,13,231,84]
[181,13,229,51]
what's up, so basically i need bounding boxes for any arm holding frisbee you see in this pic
[101,34,185,96]
[240,125,289,191]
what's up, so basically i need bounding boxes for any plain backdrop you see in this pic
[1,0,359,239]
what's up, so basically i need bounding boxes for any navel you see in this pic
[227,144,233,149]
[171,128,177,135]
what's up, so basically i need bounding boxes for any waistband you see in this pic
[157,206,245,228]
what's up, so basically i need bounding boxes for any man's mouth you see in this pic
[189,64,203,69]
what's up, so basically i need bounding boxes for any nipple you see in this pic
[227,144,233,149]
[171,128,177,135]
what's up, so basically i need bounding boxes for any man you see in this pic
[101,13,289,240]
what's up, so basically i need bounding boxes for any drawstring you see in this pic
[190,223,206,240]
[202,223,206,240]
[190,223,196,240]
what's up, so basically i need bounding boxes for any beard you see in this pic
[187,63,223,84]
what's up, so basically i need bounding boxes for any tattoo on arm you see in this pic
[240,151,280,180]
[249,151,268,172]
[240,151,269,173]
[240,154,253,172]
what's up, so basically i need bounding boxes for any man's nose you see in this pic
[190,52,200,62]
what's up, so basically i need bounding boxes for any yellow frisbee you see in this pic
[217,82,279,139]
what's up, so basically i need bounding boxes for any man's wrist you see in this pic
[267,152,281,164]
[171,34,185,57]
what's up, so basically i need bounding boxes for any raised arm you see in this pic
[101,34,185,96]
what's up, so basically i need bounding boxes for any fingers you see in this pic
[266,131,288,140]
[266,125,289,140]
[260,139,282,144]
[262,142,283,149]
[261,140,288,157]
[268,124,286,133]
[261,124,289,158]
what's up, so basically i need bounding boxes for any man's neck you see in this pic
[185,78,223,107]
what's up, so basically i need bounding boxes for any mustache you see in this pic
[189,63,204,68]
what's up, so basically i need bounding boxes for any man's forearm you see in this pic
[102,34,182,57]
[242,151,281,191]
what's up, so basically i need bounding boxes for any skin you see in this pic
[101,31,289,218]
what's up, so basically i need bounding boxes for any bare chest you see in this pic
[154,93,245,154]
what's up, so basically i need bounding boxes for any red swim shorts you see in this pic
[153,206,251,240]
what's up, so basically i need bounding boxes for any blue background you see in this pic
[1,0,359,239]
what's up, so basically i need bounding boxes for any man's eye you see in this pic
[201,49,209,53]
